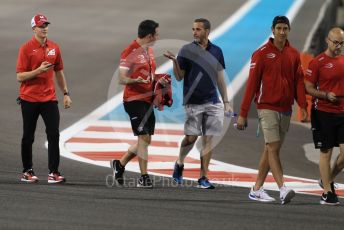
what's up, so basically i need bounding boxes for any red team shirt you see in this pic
[240,38,307,118]
[306,53,344,113]
[16,37,63,102]
[16,36,64,102]
[119,40,156,104]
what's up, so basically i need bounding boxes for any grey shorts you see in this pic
[184,103,224,136]
[258,109,291,144]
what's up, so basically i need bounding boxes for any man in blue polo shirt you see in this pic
[164,18,231,189]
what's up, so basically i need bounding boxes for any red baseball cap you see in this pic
[31,14,50,28]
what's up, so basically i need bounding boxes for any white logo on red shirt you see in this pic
[266,53,276,59]
[324,63,333,69]
[47,49,55,56]
[250,62,256,69]
[306,69,312,76]
[137,54,146,64]
[260,46,266,51]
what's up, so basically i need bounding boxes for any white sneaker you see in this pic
[280,185,295,205]
[248,187,276,202]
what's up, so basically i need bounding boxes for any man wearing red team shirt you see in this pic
[305,27,344,205]
[236,16,308,204]
[110,20,167,188]
[16,14,72,183]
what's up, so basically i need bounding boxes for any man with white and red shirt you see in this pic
[305,27,344,205]
[16,14,72,183]
[110,20,167,188]
[236,16,308,204]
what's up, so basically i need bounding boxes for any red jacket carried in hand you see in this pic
[153,74,173,111]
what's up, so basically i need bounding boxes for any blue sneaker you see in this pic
[197,176,215,189]
[172,162,184,184]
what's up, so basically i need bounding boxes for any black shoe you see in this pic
[137,174,153,188]
[320,191,340,205]
[110,160,125,185]
[318,179,336,194]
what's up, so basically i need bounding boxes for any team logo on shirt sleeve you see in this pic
[119,58,130,69]
[250,62,256,69]
[260,46,266,51]
[306,69,312,76]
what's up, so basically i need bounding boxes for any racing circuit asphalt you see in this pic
[1,0,344,229]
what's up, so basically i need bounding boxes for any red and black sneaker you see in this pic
[48,172,66,184]
[21,169,39,183]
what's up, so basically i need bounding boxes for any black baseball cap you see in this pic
[272,16,290,28]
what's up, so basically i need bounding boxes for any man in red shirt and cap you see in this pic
[16,14,72,183]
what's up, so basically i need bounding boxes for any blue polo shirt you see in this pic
[177,40,225,105]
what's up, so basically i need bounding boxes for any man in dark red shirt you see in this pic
[16,14,72,183]
[110,20,167,188]
[305,27,344,205]
[236,16,307,204]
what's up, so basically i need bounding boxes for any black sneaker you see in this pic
[110,160,125,185]
[320,191,340,205]
[318,179,337,194]
[172,162,184,184]
[137,174,153,188]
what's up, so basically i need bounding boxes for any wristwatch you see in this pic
[64,91,70,96]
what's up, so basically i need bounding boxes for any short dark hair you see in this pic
[194,18,211,30]
[138,20,159,38]
[272,15,290,29]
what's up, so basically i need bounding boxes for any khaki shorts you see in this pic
[257,109,291,144]
[184,103,224,136]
